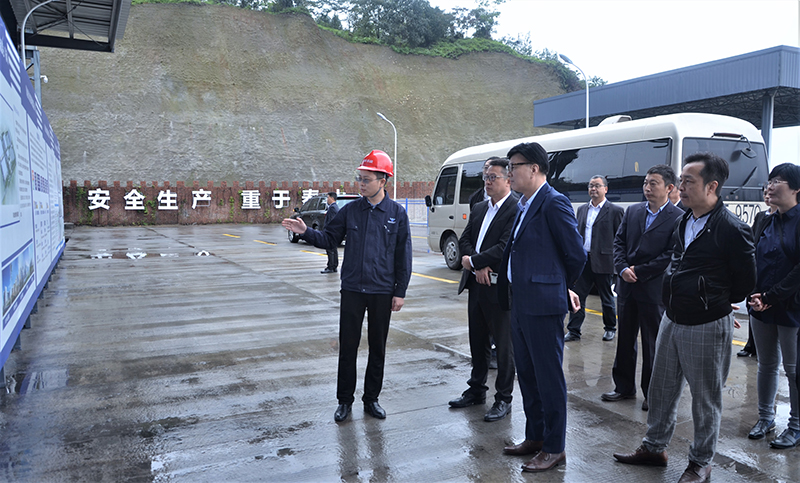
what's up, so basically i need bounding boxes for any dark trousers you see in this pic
[611,297,664,397]
[326,246,338,270]
[566,261,616,336]
[511,311,567,454]
[337,290,393,405]
[466,286,515,403]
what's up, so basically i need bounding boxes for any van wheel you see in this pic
[443,233,461,270]
[288,230,299,243]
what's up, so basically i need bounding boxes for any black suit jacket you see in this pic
[613,201,684,304]
[457,192,520,303]
[576,200,624,274]
[468,188,487,210]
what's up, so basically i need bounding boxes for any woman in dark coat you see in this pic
[748,163,800,449]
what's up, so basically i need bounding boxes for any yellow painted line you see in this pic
[586,308,602,316]
[254,239,276,246]
[301,250,326,257]
[223,234,240,238]
[411,235,426,239]
[732,340,745,347]
[412,272,458,284]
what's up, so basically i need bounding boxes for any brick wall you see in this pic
[63,180,434,226]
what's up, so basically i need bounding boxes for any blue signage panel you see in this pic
[0,15,64,370]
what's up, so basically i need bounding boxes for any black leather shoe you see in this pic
[364,401,386,419]
[601,391,636,402]
[748,419,775,439]
[737,349,753,357]
[564,332,581,342]
[484,400,511,422]
[603,330,616,341]
[321,268,337,274]
[334,403,351,422]
[770,428,800,449]
[613,444,668,466]
[449,391,485,408]
[642,399,649,411]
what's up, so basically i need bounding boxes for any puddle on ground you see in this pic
[5,369,69,394]
[88,249,183,259]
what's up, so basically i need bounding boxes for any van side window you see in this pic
[459,161,486,204]
[683,137,768,202]
[433,166,458,205]
[548,138,671,203]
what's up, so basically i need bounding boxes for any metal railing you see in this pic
[398,198,428,227]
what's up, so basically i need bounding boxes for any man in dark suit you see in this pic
[468,157,498,209]
[321,192,340,274]
[601,165,683,410]
[498,142,586,473]
[566,175,624,342]
[449,158,519,422]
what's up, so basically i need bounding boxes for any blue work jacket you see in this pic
[301,192,412,298]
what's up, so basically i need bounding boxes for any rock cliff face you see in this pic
[41,3,564,185]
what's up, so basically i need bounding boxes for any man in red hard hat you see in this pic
[283,150,412,422]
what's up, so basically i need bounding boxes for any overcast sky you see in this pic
[430,0,800,166]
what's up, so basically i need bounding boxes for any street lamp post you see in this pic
[559,54,590,128]
[376,112,397,200]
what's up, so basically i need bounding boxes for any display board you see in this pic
[0,15,64,371]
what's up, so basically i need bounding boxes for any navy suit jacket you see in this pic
[324,201,339,227]
[613,201,683,304]
[499,183,586,315]
[576,200,624,274]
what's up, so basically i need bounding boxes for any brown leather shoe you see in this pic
[677,461,711,483]
[503,439,543,456]
[521,451,566,472]
[613,444,668,466]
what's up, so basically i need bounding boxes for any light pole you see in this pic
[376,112,397,200]
[559,54,590,128]
[20,0,58,68]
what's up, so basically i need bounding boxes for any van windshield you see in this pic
[682,138,769,202]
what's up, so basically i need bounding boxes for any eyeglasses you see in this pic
[355,175,378,184]
[765,179,789,188]
[482,174,508,182]
[509,162,533,172]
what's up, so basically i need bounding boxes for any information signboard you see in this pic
[0,16,64,371]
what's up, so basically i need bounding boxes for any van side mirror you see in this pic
[424,195,434,212]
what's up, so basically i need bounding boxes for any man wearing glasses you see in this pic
[282,150,412,423]
[498,142,585,472]
[449,157,519,422]
[565,175,624,342]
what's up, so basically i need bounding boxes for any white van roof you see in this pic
[443,113,763,165]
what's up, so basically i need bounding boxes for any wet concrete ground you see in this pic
[0,223,797,482]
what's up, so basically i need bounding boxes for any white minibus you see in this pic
[425,113,769,270]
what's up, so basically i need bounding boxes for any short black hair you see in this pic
[684,152,729,196]
[646,164,677,187]
[488,157,510,173]
[769,163,800,203]
[507,142,548,175]
[589,175,608,187]
[327,191,338,200]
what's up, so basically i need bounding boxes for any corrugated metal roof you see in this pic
[2,0,130,52]
[534,45,800,130]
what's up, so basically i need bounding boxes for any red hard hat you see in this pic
[359,150,394,177]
